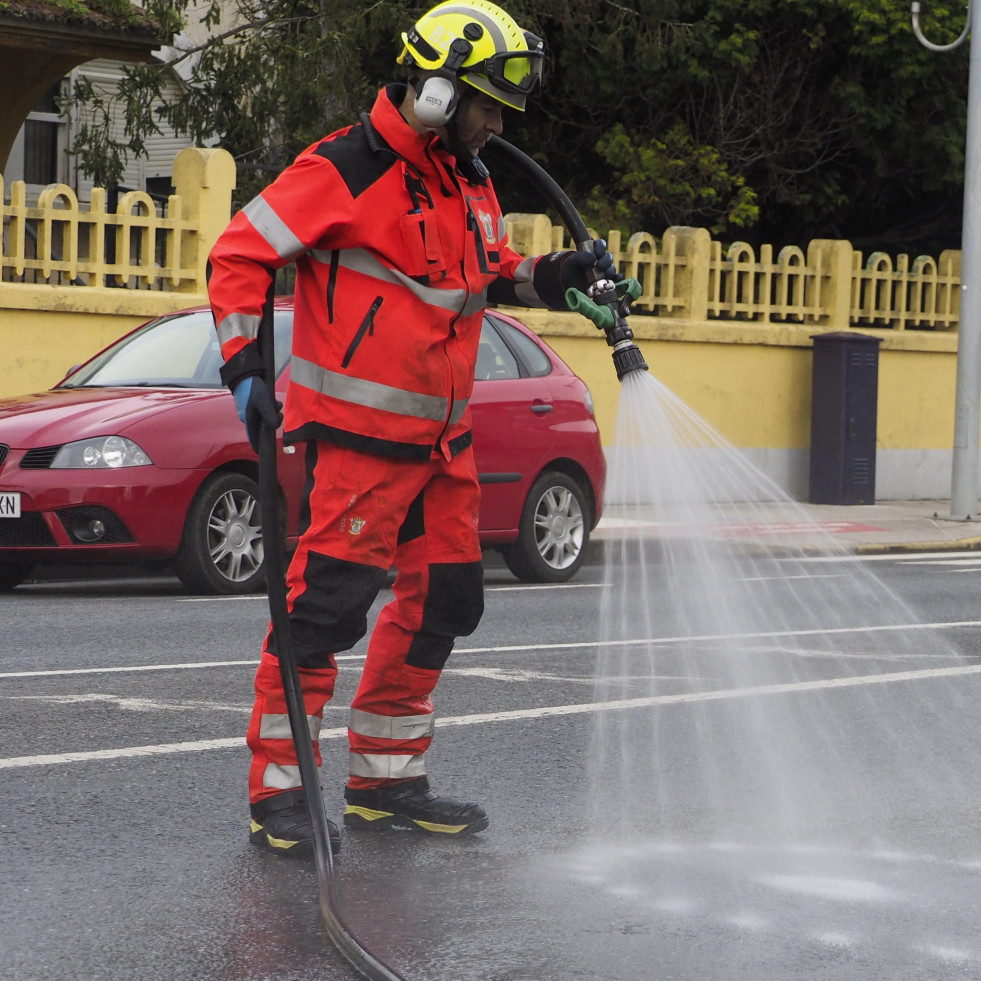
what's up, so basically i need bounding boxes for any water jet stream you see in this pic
[577,368,981,978]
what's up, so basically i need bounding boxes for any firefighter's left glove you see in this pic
[532,240,623,310]
[232,376,282,452]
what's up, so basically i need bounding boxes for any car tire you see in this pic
[0,561,33,592]
[502,471,591,583]
[175,472,266,596]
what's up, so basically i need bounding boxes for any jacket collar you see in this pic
[369,84,445,172]
[369,84,488,187]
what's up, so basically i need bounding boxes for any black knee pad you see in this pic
[406,561,484,670]
[267,551,388,668]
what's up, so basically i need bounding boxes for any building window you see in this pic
[24,84,65,186]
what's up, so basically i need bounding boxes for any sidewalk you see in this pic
[592,500,981,555]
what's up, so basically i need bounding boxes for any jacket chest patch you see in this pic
[476,209,497,244]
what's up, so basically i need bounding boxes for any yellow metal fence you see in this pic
[505,216,962,331]
[2,181,198,289]
[0,148,234,298]
[0,160,964,332]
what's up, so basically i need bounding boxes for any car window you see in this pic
[477,314,553,382]
[476,317,521,380]
[60,310,292,389]
[498,319,552,377]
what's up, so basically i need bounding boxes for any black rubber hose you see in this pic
[484,136,648,380]
[485,136,592,245]
[256,284,408,981]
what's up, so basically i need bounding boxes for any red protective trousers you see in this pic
[246,440,484,804]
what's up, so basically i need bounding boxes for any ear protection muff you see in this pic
[412,36,473,128]
[414,74,460,128]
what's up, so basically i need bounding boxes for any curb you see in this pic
[585,531,981,562]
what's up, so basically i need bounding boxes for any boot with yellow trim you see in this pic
[343,777,488,835]
[249,789,341,856]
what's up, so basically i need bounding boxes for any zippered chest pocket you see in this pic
[398,166,446,282]
[399,211,447,282]
[342,296,384,368]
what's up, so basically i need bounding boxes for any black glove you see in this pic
[232,375,283,453]
[532,239,623,310]
[559,239,623,290]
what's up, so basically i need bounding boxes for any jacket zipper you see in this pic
[342,295,383,368]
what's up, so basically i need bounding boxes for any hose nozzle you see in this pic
[565,280,649,380]
[611,339,648,380]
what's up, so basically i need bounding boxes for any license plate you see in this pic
[0,492,21,518]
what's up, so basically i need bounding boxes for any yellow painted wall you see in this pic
[2,289,208,393]
[1,298,961,467]
[508,308,960,456]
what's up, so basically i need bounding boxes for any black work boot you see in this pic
[249,789,341,856]
[343,777,489,835]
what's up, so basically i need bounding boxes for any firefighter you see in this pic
[208,0,622,856]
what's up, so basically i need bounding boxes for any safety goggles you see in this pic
[467,32,545,97]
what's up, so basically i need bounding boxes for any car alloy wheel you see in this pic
[503,470,591,583]
[175,472,266,595]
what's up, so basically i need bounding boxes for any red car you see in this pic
[0,301,605,594]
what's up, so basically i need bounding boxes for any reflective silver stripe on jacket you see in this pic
[311,247,487,316]
[243,195,306,261]
[512,256,547,308]
[261,763,302,790]
[216,311,261,348]
[348,752,427,781]
[349,708,435,741]
[259,713,321,742]
[292,355,469,423]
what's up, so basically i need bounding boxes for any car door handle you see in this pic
[530,402,553,415]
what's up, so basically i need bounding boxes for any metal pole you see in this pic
[914,1,979,518]
[951,0,981,518]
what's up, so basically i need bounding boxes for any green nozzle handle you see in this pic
[565,278,642,332]
[565,287,614,331]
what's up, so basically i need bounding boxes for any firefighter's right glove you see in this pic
[565,278,642,332]
[232,376,282,453]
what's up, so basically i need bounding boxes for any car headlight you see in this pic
[50,436,153,469]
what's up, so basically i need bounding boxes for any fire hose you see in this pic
[485,136,649,381]
[256,284,407,981]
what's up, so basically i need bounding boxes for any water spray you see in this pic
[485,136,649,381]
[256,286,407,981]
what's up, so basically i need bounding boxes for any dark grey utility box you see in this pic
[808,331,882,505]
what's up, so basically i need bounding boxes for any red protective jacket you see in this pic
[209,84,546,461]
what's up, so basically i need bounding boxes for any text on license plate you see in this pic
[0,492,21,517]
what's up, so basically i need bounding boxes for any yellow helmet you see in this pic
[398,0,544,113]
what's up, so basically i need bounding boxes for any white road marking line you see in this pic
[905,558,981,566]
[6,693,251,713]
[3,662,981,770]
[796,551,981,563]
[3,619,981,680]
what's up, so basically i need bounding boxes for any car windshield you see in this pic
[59,310,293,389]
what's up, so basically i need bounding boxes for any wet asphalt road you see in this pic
[5,550,981,981]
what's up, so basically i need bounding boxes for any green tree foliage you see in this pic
[64,0,970,251]
[504,0,969,250]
